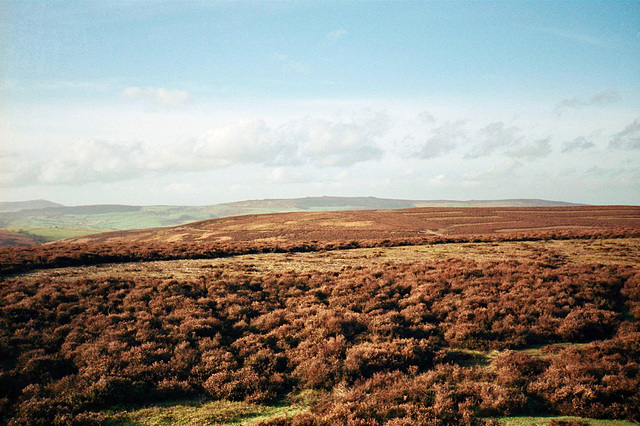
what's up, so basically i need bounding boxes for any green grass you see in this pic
[493,415,639,425]
[102,398,309,426]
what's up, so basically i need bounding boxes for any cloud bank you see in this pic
[3,90,637,205]
[3,115,388,186]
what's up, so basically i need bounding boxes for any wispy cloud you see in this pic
[507,138,552,160]
[463,158,522,184]
[465,122,522,159]
[274,53,311,73]
[562,136,596,153]
[417,121,466,159]
[121,87,193,107]
[327,29,347,41]
[465,122,552,160]
[555,89,619,112]
[610,118,640,150]
[528,25,607,47]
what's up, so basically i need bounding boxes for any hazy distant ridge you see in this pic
[221,197,584,210]
[0,199,64,213]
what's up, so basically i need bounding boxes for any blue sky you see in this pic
[1,1,639,205]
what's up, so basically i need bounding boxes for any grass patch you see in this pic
[442,348,498,367]
[102,398,309,426]
[493,415,639,425]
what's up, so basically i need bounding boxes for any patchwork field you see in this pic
[1,206,639,425]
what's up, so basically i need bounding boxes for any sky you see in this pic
[1,1,639,206]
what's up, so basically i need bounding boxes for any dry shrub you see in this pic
[529,333,640,421]
[558,307,621,342]
[548,421,589,426]
[1,235,639,423]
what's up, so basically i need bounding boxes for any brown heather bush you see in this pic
[0,230,639,423]
[528,333,640,421]
[548,421,589,426]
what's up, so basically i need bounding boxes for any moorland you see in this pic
[0,205,639,425]
[0,197,581,245]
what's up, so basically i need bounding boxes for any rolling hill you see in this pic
[0,196,585,245]
[0,199,63,213]
[0,229,40,247]
[62,205,638,246]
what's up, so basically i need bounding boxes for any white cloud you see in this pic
[507,138,552,160]
[152,119,294,171]
[610,118,640,150]
[464,123,552,160]
[121,86,193,107]
[417,121,466,159]
[417,111,436,123]
[427,174,446,185]
[39,139,146,185]
[3,112,391,188]
[327,29,347,40]
[466,122,521,159]
[154,115,386,171]
[5,95,638,205]
[562,136,596,153]
[282,116,385,167]
[0,152,38,185]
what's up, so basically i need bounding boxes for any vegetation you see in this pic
[0,200,607,243]
[102,398,309,425]
[6,227,101,243]
[494,416,638,426]
[0,229,37,247]
[0,207,639,425]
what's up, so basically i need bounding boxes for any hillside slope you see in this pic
[63,205,640,245]
[0,197,584,236]
[0,229,39,247]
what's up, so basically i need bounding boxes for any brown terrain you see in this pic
[0,229,37,247]
[63,205,640,245]
[1,206,639,425]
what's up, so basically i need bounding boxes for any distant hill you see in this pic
[220,197,584,211]
[0,197,587,244]
[0,199,63,213]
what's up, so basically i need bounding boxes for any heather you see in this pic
[1,229,639,424]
